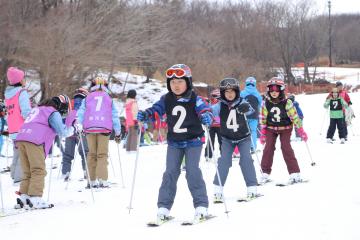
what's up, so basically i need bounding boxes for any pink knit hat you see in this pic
[7,67,25,85]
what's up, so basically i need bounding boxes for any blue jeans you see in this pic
[61,135,88,174]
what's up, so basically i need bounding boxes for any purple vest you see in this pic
[16,106,57,156]
[65,110,77,127]
[83,91,113,133]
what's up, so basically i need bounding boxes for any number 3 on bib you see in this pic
[226,109,239,132]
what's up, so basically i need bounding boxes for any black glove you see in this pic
[1,131,9,136]
[237,102,250,114]
[114,135,121,144]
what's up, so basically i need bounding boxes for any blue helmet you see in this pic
[245,77,256,86]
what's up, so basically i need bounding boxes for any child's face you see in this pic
[269,85,280,98]
[270,91,280,98]
[224,89,236,101]
[170,78,187,95]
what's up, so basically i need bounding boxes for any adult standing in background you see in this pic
[4,67,32,185]
[125,89,139,152]
[240,77,262,153]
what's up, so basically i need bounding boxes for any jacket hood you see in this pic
[4,86,23,99]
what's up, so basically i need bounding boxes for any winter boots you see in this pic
[15,194,53,209]
[288,172,302,184]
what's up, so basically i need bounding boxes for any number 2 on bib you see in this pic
[172,106,187,133]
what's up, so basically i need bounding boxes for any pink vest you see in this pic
[125,99,136,129]
[5,90,26,134]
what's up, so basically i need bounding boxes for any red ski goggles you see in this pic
[166,68,186,79]
[268,85,280,92]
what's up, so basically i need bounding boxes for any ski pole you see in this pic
[304,141,316,166]
[5,136,9,166]
[108,150,116,177]
[128,126,142,214]
[116,143,125,188]
[79,132,95,203]
[0,169,4,214]
[47,142,55,202]
[205,126,230,217]
[243,114,265,177]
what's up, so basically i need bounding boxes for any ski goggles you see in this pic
[219,78,239,89]
[268,85,280,92]
[166,68,186,79]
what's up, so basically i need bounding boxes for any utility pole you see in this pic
[328,0,332,67]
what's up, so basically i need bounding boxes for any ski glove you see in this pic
[237,102,250,114]
[259,129,266,145]
[297,127,308,142]
[114,135,121,144]
[200,112,213,126]
[137,110,150,122]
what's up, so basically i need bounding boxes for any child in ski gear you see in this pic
[324,88,348,143]
[335,82,352,140]
[288,94,304,140]
[0,99,6,156]
[210,78,258,202]
[137,64,211,222]
[152,112,167,143]
[125,89,139,151]
[240,77,263,153]
[15,95,74,208]
[259,77,308,184]
[204,88,222,161]
[4,67,32,185]
[61,88,89,181]
[77,77,121,188]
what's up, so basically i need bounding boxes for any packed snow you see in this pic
[0,73,359,240]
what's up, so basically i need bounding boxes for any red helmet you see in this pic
[267,77,285,91]
[74,87,89,98]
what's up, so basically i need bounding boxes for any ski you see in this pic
[0,208,27,218]
[0,167,11,174]
[237,193,264,202]
[276,179,309,187]
[26,198,54,209]
[181,214,216,226]
[258,179,272,186]
[78,182,118,192]
[147,216,175,227]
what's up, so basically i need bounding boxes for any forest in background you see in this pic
[1,0,359,100]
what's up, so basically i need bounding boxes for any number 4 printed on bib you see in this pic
[226,109,239,132]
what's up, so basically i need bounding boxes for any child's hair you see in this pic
[38,98,58,108]
[127,89,137,99]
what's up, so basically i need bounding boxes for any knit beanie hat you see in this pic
[7,67,24,85]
